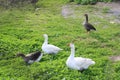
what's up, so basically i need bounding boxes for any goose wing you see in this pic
[84,23,96,30]
[43,44,62,53]
[74,57,95,69]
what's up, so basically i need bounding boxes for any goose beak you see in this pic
[67,43,70,46]
[84,14,88,16]
[67,43,73,47]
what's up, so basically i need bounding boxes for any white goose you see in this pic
[66,43,95,72]
[41,34,63,54]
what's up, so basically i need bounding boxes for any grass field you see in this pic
[0,0,120,80]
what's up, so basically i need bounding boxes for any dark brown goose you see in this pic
[17,51,43,64]
[83,14,96,32]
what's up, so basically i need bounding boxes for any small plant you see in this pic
[99,0,112,2]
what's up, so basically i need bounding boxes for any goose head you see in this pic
[84,14,88,20]
[69,43,74,49]
[17,53,25,58]
[43,34,48,39]
[16,53,27,63]
[84,14,88,16]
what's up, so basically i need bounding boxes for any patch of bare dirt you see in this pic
[61,2,120,23]
[96,1,120,16]
[109,55,120,62]
[61,5,75,18]
[96,2,120,23]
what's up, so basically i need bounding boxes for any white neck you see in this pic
[43,36,48,45]
[70,45,75,58]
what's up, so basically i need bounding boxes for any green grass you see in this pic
[0,0,120,80]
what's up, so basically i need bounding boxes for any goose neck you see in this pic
[43,37,48,45]
[70,46,75,58]
[18,54,25,58]
[85,15,88,23]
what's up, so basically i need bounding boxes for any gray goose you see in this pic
[83,14,96,32]
[17,51,43,64]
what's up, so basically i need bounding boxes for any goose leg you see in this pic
[78,68,85,73]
